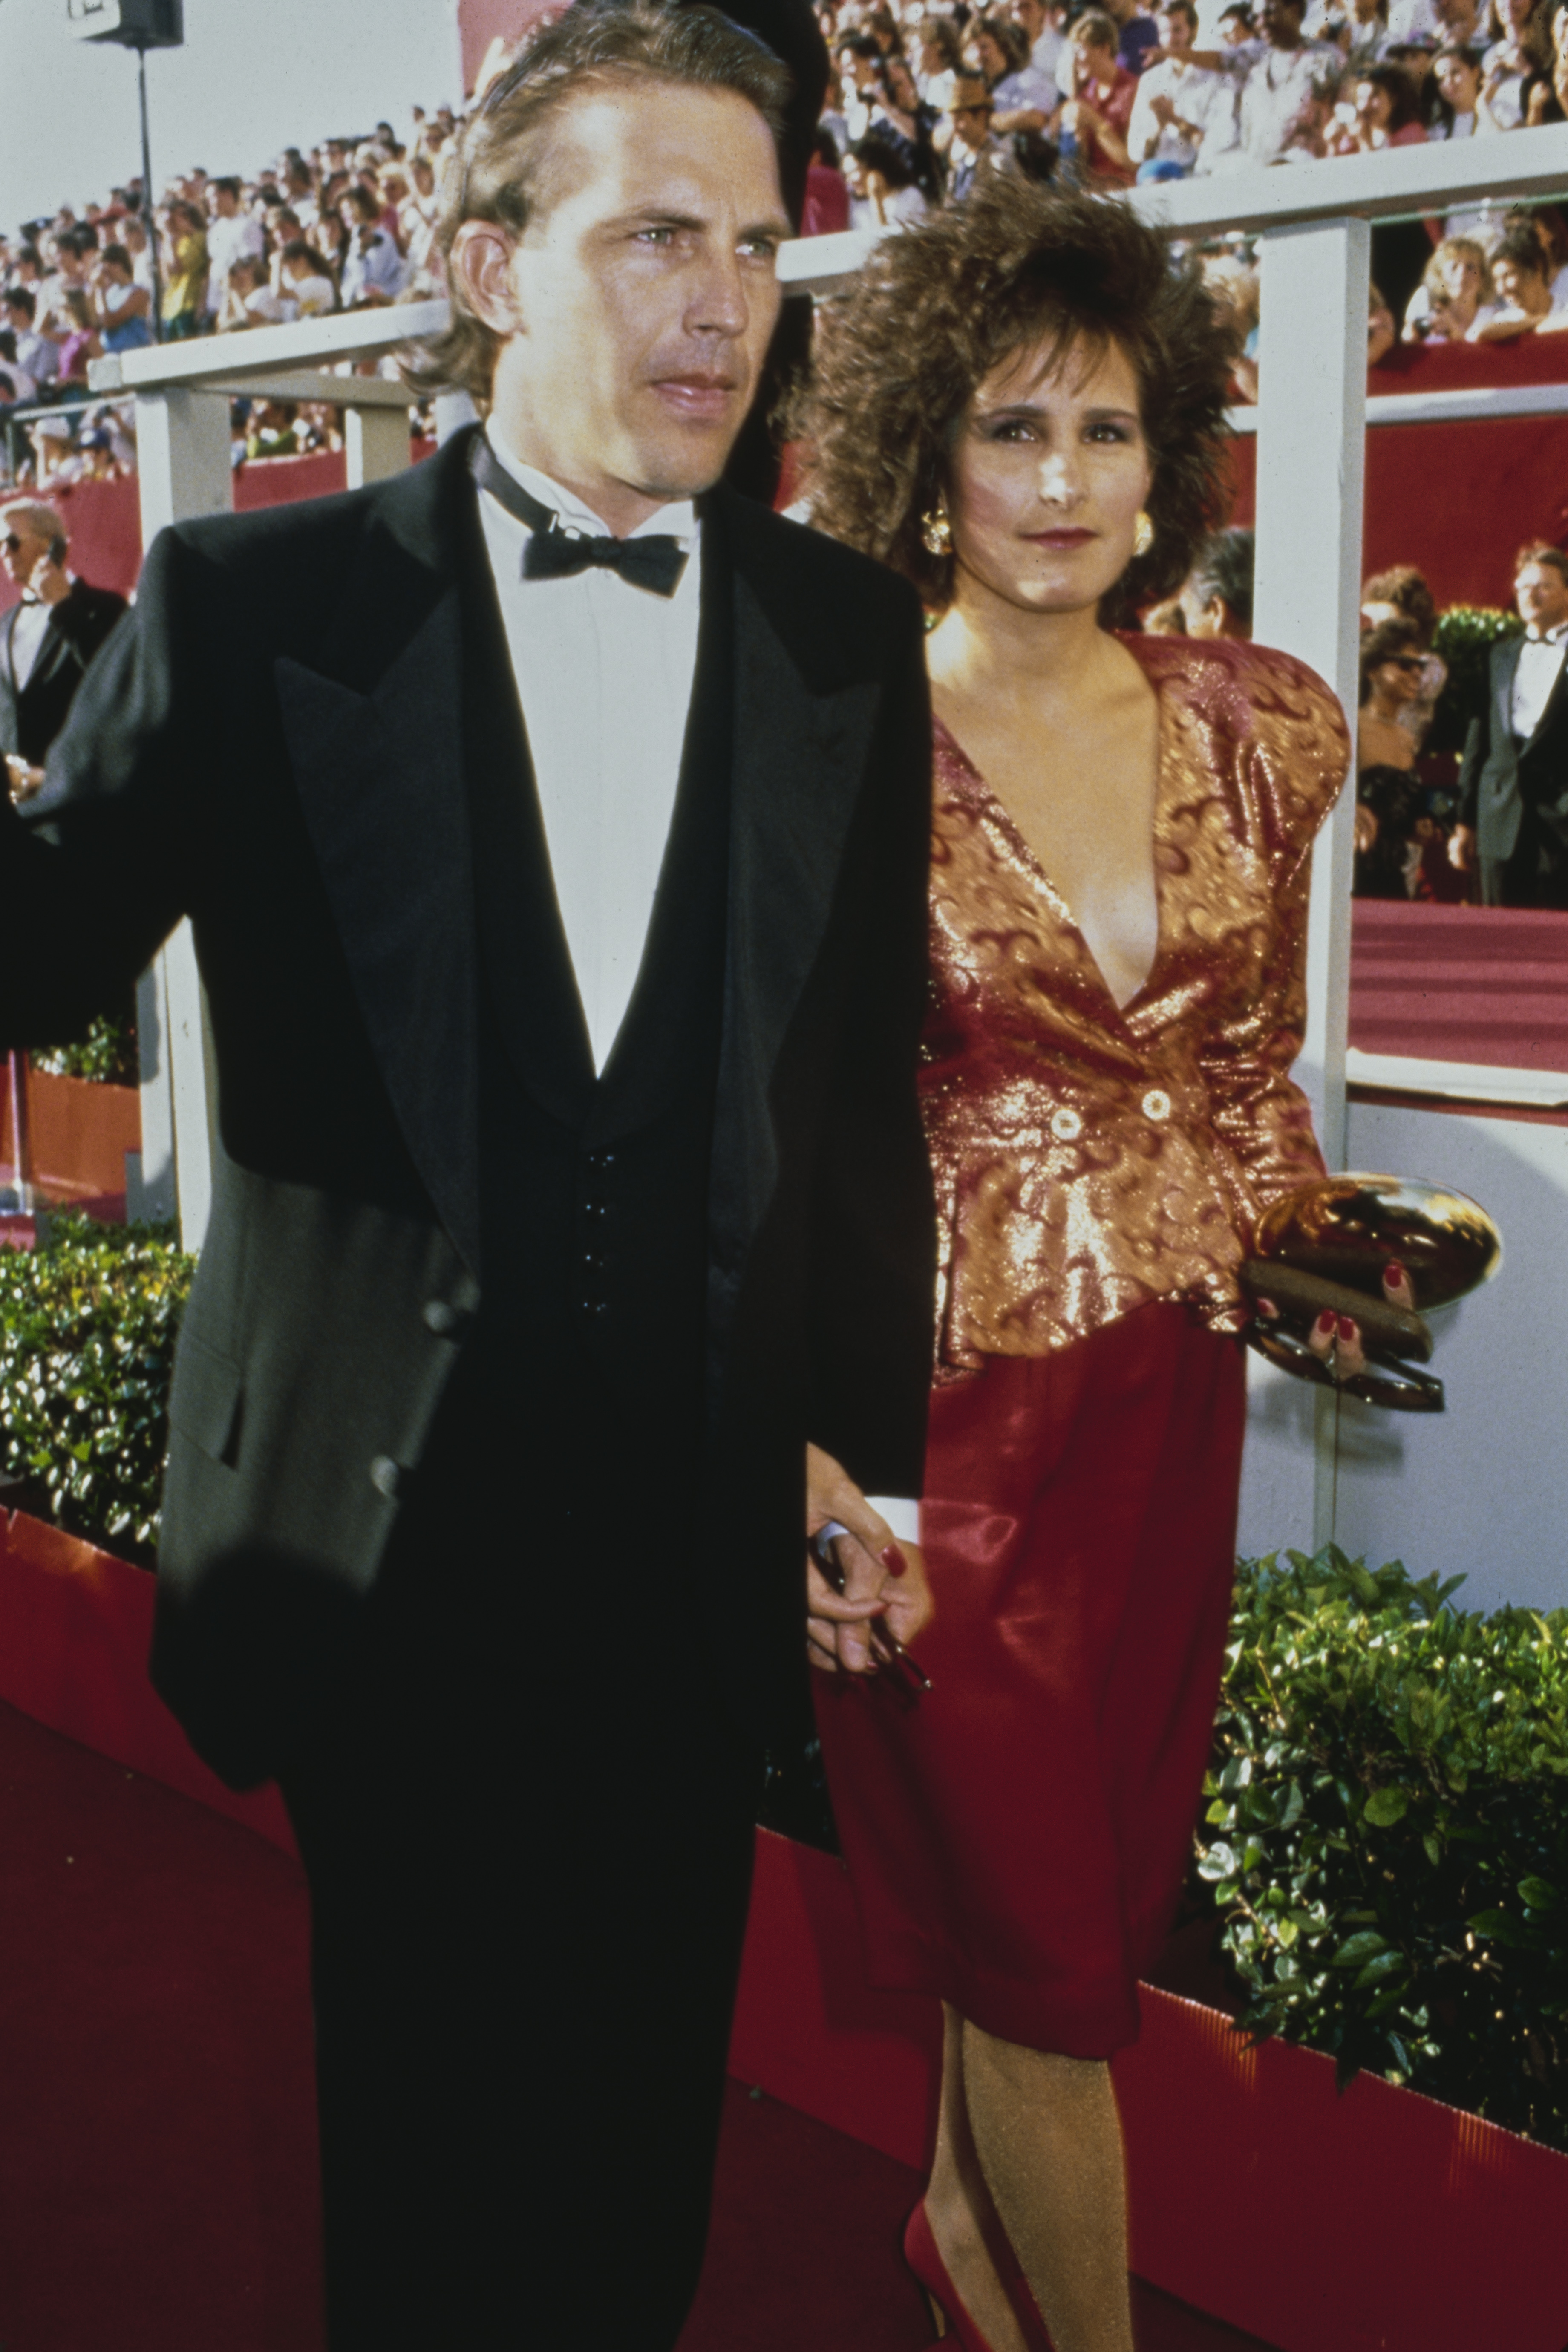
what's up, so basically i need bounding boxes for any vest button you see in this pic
[1142,1089,1172,1123]
[369,1455,401,1501]
[422,1299,461,1336]
[1050,1107,1082,1143]
[581,1298,610,1318]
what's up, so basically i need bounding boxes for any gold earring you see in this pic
[1133,510,1155,559]
[920,502,953,558]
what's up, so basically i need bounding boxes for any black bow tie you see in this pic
[470,433,689,599]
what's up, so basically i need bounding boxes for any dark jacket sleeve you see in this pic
[1457,711,1484,830]
[0,531,200,1046]
[804,604,935,1504]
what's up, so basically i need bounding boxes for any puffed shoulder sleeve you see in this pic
[1196,644,1351,1219]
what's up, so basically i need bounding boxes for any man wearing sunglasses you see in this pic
[0,500,125,807]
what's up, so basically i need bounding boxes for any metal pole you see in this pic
[4,1051,32,1214]
[138,42,164,343]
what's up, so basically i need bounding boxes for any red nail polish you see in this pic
[1337,1315,1357,1342]
[1316,1309,1337,1335]
[880,1542,908,1578]
[1385,1260,1406,1283]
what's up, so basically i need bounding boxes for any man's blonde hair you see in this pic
[405,2,792,406]
[0,497,66,547]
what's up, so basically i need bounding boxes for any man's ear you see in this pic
[450,221,522,336]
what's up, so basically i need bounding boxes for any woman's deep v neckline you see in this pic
[932,703,1168,1018]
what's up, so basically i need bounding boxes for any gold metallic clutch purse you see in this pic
[1239,1175,1503,1413]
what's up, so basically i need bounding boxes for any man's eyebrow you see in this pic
[605,206,792,242]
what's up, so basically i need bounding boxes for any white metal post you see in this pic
[1238,216,1370,1556]
[130,387,231,1249]
[345,403,413,488]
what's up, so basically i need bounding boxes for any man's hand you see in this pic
[5,753,44,804]
[804,1442,933,1676]
[1450,822,1477,873]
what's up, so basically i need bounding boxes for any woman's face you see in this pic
[945,332,1154,618]
[886,55,919,103]
[1076,35,1118,81]
[1503,0,1532,36]
[1372,652,1423,705]
[1435,50,1480,104]
[1356,76,1392,124]
[1493,253,1548,309]
[974,26,1007,75]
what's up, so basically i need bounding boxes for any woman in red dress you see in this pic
[798,181,1357,2352]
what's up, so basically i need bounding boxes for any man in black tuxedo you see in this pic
[1453,542,1568,907]
[0,8,935,2347]
[0,498,126,803]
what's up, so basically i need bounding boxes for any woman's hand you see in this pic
[1256,1261,1415,1385]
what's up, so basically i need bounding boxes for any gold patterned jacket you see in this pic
[922,635,1350,1372]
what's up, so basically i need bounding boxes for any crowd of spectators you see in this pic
[0,107,457,487]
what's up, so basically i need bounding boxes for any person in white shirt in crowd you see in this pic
[1453,542,1568,903]
[338,184,409,308]
[1479,0,1546,125]
[273,239,336,320]
[1009,0,1068,85]
[118,212,155,296]
[968,11,1061,125]
[843,128,932,222]
[916,13,965,110]
[1,288,59,390]
[399,154,443,289]
[1401,233,1496,336]
[1430,32,1489,122]
[1332,0,1398,74]
[1194,0,1341,160]
[1128,0,1229,173]
[1473,219,1568,337]
[203,176,265,326]
[218,254,299,331]
[837,32,887,136]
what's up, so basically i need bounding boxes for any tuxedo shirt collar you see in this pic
[482,420,698,554]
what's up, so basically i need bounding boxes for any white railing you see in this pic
[87,128,1568,1545]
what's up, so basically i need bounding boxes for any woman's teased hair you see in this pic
[406,1,791,403]
[794,174,1237,617]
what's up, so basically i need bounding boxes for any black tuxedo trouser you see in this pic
[279,1355,764,2351]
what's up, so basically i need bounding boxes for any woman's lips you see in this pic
[1025,528,1096,548]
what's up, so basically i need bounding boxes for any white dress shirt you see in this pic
[7,591,58,690]
[475,423,702,1075]
[1511,624,1568,741]
[476,428,920,1544]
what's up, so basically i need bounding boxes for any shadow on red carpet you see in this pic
[0,1699,1274,2352]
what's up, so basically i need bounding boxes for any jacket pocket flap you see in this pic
[167,1331,243,1464]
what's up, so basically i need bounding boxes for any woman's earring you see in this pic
[920,502,953,558]
[1133,509,1155,559]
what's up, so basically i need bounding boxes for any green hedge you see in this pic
[1426,605,1522,758]
[0,1213,194,1561]
[1196,1548,1568,2150]
[29,1010,139,1088]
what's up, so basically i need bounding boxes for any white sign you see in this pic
[65,0,125,34]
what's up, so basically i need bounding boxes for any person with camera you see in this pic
[0,499,125,808]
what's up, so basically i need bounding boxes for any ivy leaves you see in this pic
[1192,1547,1568,2144]
[0,1214,194,1559]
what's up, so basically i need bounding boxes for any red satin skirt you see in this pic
[814,1303,1248,2059]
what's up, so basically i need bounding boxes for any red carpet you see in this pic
[1349,901,1568,1074]
[0,1699,1274,2352]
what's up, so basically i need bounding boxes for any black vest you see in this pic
[412,517,733,1531]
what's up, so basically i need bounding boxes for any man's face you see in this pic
[1,514,55,590]
[1012,0,1048,39]
[1516,561,1568,631]
[1260,0,1305,42]
[1159,8,1195,54]
[472,81,789,527]
[1435,0,1478,33]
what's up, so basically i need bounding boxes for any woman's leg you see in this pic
[960,2015,1134,2352]
[924,2005,1038,2352]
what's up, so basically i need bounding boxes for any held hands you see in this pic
[5,753,45,804]
[804,1441,933,1677]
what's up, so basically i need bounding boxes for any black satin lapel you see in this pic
[456,522,596,1125]
[709,557,880,1280]
[275,590,481,1274]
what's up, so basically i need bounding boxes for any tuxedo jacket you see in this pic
[1458,634,1568,865]
[0,579,128,767]
[0,429,936,1785]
